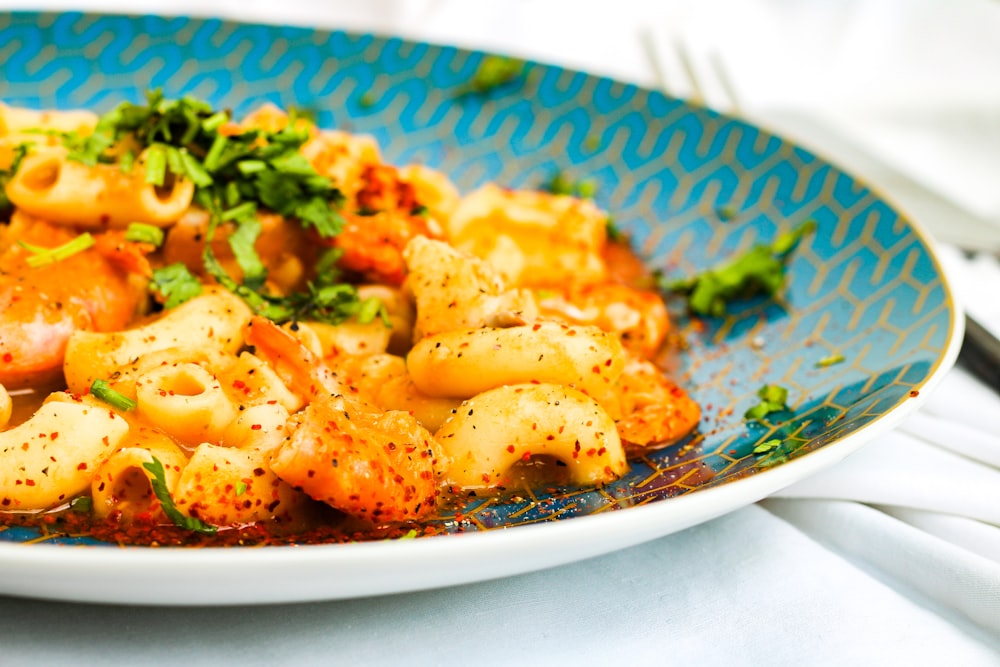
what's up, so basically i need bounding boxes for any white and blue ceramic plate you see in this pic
[0,12,961,605]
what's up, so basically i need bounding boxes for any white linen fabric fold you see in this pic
[0,0,999,662]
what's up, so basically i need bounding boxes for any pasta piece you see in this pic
[436,383,627,489]
[224,402,290,451]
[0,102,97,136]
[63,287,252,394]
[0,383,10,429]
[446,183,609,287]
[90,428,188,520]
[406,321,625,400]
[220,352,303,414]
[134,362,238,445]
[302,318,392,360]
[172,442,310,528]
[0,395,129,510]
[5,146,194,228]
[402,236,539,340]
[357,284,414,354]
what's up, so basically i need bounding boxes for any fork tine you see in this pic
[640,27,739,115]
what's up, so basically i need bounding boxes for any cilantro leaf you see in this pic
[142,456,217,535]
[64,90,356,323]
[457,55,525,96]
[542,170,597,199]
[151,263,203,309]
[745,384,789,421]
[665,220,816,317]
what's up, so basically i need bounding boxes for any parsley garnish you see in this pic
[150,262,204,309]
[0,142,32,214]
[664,220,816,317]
[745,384,789,421]
[61,90,359,324]
[815,353,846,368]
[457,55,525,96]
[142,456,218,535]
[89,378,137,411]
[542,170,597,199]
[753,439,782,454]
[18,232,95,268]
[124,222,165,247]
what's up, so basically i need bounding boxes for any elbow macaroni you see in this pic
[436,383,627,489]
[0,99,699,537]
[5,147,194,228]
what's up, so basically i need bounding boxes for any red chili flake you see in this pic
[77,462,87,471]
[250,424,262,430]
[521,452,531,462]
[506,445,516,453]
[1,353,12,363]
[25,479,35,487]
[50,432,59,440]
[909,390,920,397]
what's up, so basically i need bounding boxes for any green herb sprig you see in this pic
[457,55,525,96]
[142,456,218,535]
[745,384,789,421]
[664,220,816,317]
[60,90,364,325]
[89,379,137,411]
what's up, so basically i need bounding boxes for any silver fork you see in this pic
[640,29,1000,391]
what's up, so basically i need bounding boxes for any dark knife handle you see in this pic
[959,314,1000,392]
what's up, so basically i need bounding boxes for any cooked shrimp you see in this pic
[537,282,671,360]
[0,214,149,388]
[402,236,539,340]
[327,164,446,286]
[446,183,609,287]
[611,356,701,452]
[245,316,441,522]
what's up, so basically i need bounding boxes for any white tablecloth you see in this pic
[1,1,999,664]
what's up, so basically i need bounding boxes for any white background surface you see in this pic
[1,1,1000,664]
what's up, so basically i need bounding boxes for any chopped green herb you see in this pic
[716,203,738,221]
[0,142,32,213]
[753,439,782,454]
[458,55,525,95]
[18,232,95,268]
[89,378,137,411]
[124,222,165,247]
[151,262,203,309]
[69,496,93,514]
[745,384,789,421]
[815,353,846,368]
[235,481,248,497]
[397,529,418,539]
[142,456,218,535]
[60,90,357,325]
[542,170,597,199]
[605,217,624,243]
[664,220,816,317]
